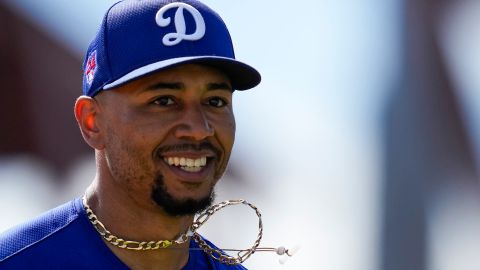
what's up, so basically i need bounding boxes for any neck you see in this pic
[85,173,193,269]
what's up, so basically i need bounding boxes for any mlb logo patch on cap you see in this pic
[84,50,97,86]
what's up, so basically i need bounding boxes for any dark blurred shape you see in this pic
[381,0,479,269]
[0,3,90,176]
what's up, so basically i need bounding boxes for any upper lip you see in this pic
[154,142,221,160]
[160,151,216,159]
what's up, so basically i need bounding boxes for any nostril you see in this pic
[174,123,214,140]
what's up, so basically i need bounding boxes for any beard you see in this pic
[151,174,215,216]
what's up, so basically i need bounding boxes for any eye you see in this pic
[208,97,228,108]
[152,96,175,106]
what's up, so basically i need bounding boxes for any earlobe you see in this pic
[74,96,104,149]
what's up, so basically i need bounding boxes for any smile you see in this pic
[163,156,208,173]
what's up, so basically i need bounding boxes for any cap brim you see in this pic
[103,56,261,91]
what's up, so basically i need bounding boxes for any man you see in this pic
[0,0,260,269]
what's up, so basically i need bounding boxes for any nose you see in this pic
[174,105,214,141]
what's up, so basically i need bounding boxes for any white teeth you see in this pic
[194,158,201,167]
[163,156,208,172]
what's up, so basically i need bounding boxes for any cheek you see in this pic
[211,117,235,180]
[214,115,235,147]
[104,131,160,205]
[105,126,151,174]
[228,119,236,146]
[131,109,180,139]
[112,108,169,146]
[102,115,157,186]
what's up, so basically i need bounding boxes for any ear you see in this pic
[74,96,104,150]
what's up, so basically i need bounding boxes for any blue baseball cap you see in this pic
[82,0,261,97]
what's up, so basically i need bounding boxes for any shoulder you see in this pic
[0,198,130,269]
[0,199,81,262]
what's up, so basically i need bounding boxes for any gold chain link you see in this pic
[82,197,264,265]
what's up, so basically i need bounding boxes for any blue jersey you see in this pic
[0,198,246,270]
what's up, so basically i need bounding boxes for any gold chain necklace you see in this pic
[82,196,192,250]
[82,197,269,265]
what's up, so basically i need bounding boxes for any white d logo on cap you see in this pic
[155,2,206,46]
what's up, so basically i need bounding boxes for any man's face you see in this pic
[95,64,235,216]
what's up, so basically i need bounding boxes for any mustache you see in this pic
[155,141,221,157]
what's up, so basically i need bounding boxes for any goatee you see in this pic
[151,174,215,216]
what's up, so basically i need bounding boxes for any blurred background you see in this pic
[1,0,480,269]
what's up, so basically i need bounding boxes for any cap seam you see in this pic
[101,1,123,90]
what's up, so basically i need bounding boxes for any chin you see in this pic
[151,175,215,216]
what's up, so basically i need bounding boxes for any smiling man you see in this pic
[0,0,260,269]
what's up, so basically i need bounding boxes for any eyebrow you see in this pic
[207,82,232,92]
[144,82,232,92]
[146,82,183,91]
